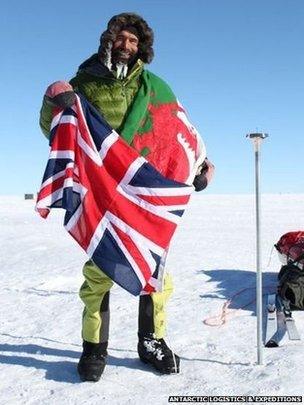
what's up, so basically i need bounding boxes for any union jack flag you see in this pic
[36,94,194,295]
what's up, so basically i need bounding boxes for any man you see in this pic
[39,13,214,382]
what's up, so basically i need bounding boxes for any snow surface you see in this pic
[1,194,304,405]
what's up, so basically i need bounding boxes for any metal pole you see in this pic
[247,132,268,365]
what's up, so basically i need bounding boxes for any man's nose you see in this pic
[121,39,131,50]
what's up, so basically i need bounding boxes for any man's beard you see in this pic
[111,48,137,65]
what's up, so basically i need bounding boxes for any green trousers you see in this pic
[79,260,174,344]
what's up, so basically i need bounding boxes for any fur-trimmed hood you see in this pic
[98,13,154,67]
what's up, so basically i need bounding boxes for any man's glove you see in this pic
[193,158,215,191]
[44,81,76,109]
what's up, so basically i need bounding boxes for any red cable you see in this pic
[203,285,276,327]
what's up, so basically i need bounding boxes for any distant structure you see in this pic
[24,193,34,200]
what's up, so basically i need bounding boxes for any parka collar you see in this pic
[77,54,144,81]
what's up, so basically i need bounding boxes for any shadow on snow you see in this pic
[0,270,281,380]
[198,268,281,345]
[0,342,159,383]
[199,268,278,315]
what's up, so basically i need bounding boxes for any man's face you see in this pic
[112,30,139,64]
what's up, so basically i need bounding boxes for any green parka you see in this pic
[39,55,144,137]
[39,54,186,171]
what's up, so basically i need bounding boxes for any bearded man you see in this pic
[39,12,214,382]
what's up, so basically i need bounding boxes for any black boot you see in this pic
[77,341,108,382]
[138,334,180,374]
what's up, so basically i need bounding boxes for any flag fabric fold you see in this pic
[36,94,198,295]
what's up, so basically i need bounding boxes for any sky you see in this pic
[1,0,304,194]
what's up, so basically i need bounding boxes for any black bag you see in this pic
[278,263,304,310]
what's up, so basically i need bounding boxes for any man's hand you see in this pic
[193,158,215,191]
[44,81,76,109]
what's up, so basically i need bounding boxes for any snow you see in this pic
[1,194,304,404]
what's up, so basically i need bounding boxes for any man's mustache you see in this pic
[112,48,138,65]
[113,49,136,58]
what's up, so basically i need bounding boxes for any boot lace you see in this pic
[143,339,165,361]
